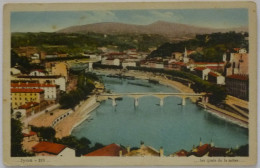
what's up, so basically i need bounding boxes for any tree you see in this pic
[31,126,56,142]
[11,119,34,156]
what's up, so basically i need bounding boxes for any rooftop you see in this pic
[32,141,66,155]
[23,131,37,137]
[11,88,44,93]
[11,83,57,88]
[84,143,126,156]
[17,75,63,79]
[18,102,39,109]
[227,74,249,81]
[194,67,206,71]
[208,72,219,77]
[125,145,160,157]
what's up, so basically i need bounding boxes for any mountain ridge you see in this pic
[57,21,248,40]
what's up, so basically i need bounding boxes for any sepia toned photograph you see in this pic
[2,1,257,166]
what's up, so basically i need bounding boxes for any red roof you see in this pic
[18,102,39,109]
[174,149,188,156]
[208,72,219,77]
[194,67,206,71]
[30,69,46,73]
[173,62,185,66]
[194,62,224,65]
[11,88,44,93]
[84,143,127,156]
[32,141,66,155]
[233,48,240,52]
[194,144,211,157]
[23,131,37,137]
[11,83,56,87]
[227,74,249,81]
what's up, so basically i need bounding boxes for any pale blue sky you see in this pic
[11,9,248,32]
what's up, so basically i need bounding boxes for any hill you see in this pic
[57,21,248,41]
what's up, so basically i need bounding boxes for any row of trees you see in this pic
[11,32,168,53]
[59,72,96,109]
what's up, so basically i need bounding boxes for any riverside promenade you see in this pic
[28,95,100,139]
[54,95,99,139]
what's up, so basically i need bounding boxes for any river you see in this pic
[71,75,248,155]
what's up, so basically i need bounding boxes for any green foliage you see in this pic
[31,126,56,142]
[11,119,34,157]
[11,50,45,73]
[149,32,248,62]
[59,72,96,109]
[234,144,249,156]
[55,136,104,156]
[11,32,168,53]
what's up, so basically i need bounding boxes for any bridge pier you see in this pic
[134,98,139,107]
[160,98,164,106]
[89,62,93,71]
[112,98,117,106]
[202,96,209,103]
[182,97,186,106]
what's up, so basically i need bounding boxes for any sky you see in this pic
[11,8,248,32]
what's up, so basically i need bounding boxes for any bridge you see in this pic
[97,92,208,107]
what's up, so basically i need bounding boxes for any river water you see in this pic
[72,76,248,155]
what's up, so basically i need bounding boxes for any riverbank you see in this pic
[54,95,99,139]
[94,68,248,128]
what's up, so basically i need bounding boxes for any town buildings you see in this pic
[84,143,127,157]
[15,75,66,91]
[11,88,45,109]
[11,82,60,102]
[32,141,75,157]
[12,102,40,119]
[226,74,249,100]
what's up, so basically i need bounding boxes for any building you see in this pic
[84,143,127,157]
[12,102,40,119]
[192,62,225,72]
[16,75,66,91]
[122,61,136,69]
[23,131,38,142]
[11,88,44,109]
[172,52,182,61]
[208,147,230,157]
[223,49,248,76]
[125,142,164,157]
[226,74,249,100]
[190,144,211,157]
[11,67,21,76]
[11,82,60,101]
[51,62,69,81]
[170,149,188,157]
[194,67,211,80]
[29,70,47,76]
[32,141,75,156]
[208,72,225,85]
[101,58,120,66]
[167,62,186,71]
